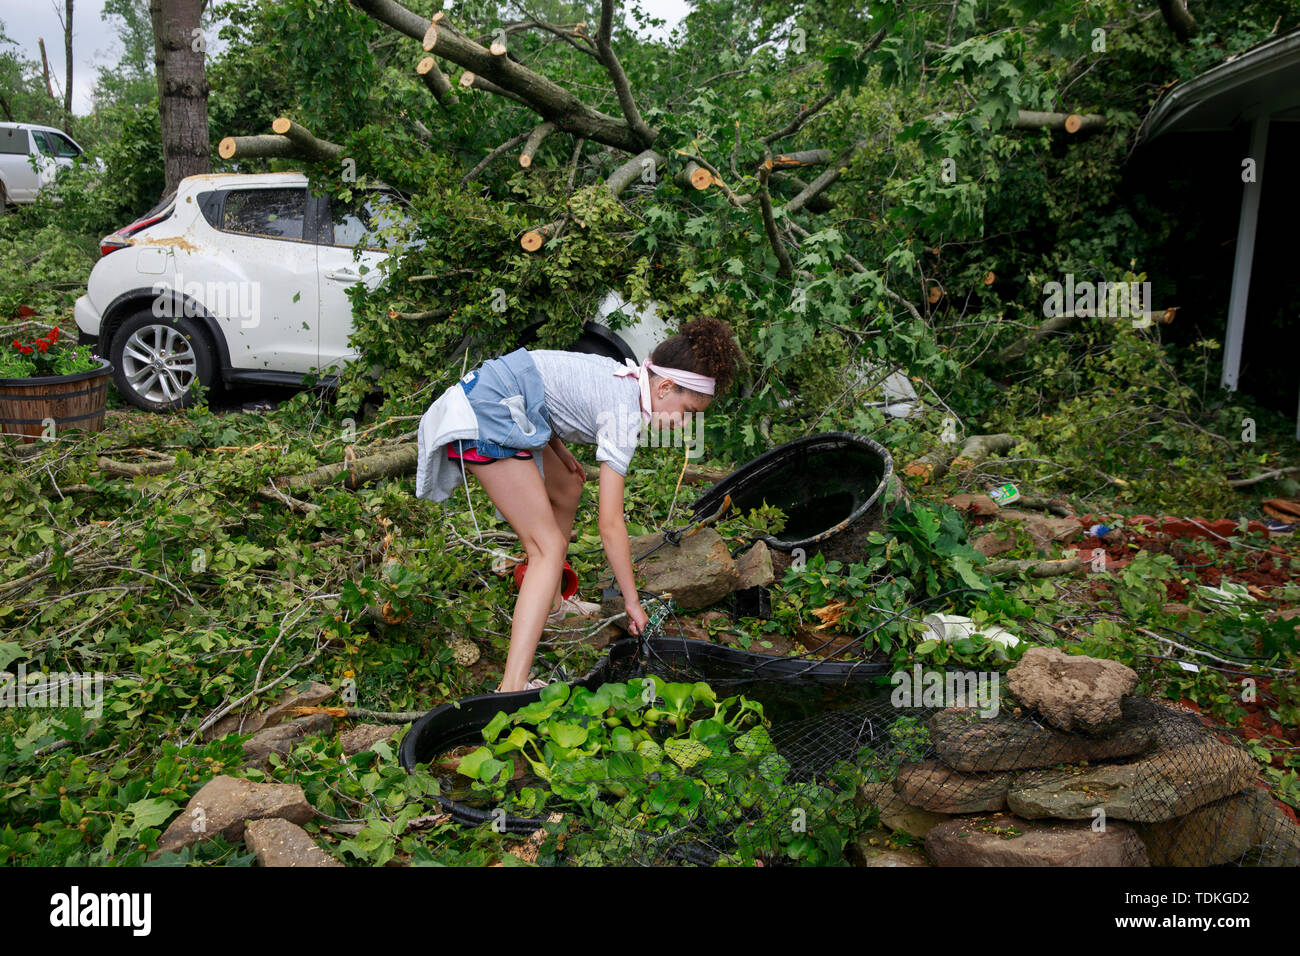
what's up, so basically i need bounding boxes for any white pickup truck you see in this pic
[0,122,98,206]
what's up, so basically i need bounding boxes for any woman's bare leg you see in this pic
[541,443,584,606]
[465,457,567,692]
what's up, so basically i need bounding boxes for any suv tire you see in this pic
[110,310,216,411]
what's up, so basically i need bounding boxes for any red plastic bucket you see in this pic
[512,559,579,599]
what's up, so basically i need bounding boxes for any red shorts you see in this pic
[446,442,534,464]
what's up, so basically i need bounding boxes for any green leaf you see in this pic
[126,798,177,836]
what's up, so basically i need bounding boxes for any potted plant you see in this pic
[0,324,113,442]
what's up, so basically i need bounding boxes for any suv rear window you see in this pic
[0,128,29,155]
[220,188,307,241]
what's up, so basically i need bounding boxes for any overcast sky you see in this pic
[1,0,693,117]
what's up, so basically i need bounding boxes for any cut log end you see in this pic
[490,40,507,56]
[1064,113,1083,134]
[422,21,438,51]
[416,56,435,75]
[218,137,237,159]
[519,154,532,168]
[520,231,544,252]
[271,116,291,135]
[689,166,712,190]
[458,71,476,89]
[984,271,996,286]
[927,284,943,304]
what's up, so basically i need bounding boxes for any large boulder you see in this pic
[893,761,1013,814]
[1138,787,1300,867]
[244,818,344,867]
[928,701,1158,772]
[600,527,739,617]
[1006,720,1258,823]
[1008,647,1137,735]
[152,775,314,859]
[926,813,1148,866]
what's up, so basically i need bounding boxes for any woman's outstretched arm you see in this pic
[597,463,649,635]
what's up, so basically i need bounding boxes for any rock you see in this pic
[944,493,999,516]
[856,781,951,837]
[339,723,401,756]
[973,530,1017,558]
[242,713,334,770]
[926,813,1148,866]
[598,528,739,612]
[928,702,1158,772]
[999,511,1082,549]
[205,681,335,741]
[849,831,930,866]
[893,760,1013,813]
[1007,717,1259,823]
[1008,647,1137,735]
[152,775,313,859]
[1138,788,1300,867]
[734,540,775,589]
[244,818,343,867]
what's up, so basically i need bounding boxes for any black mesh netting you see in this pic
[408,642,1299,867]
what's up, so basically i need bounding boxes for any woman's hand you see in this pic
[551,438,585,484]
[624,597,650,636]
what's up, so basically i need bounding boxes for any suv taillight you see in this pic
[99,210,170,256]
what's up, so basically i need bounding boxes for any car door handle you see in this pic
[325,268,362,282]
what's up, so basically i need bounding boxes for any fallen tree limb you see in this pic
[277,443,418,492]
[416,56,459,106]
[456,70,530,107]
[217,134,297,160]
[904,445,959,484]
[521,148,663,251]
[994,307,1178,364]
[985,556,1086,578]
[519,121,557,167]
[271,116,345,161]
[351,0,651,153]
[952,434,1019,472]
[98,448,176,478]
[461,130,531,184]
[1230,467,1300,489]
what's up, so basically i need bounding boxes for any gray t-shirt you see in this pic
[530,349,644,476]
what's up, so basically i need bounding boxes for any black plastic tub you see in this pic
[397,636,893,836]
[688,431,895,571]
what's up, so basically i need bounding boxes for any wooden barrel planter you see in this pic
[0,360,113,443]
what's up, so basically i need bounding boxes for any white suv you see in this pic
[0,122,98,206]
[75,172,667,411]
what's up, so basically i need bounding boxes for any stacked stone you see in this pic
[856,647,1299,866]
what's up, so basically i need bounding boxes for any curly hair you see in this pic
[649,317,741,395]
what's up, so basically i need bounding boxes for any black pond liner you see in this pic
[398,636,894,863]
[688,432,894,567]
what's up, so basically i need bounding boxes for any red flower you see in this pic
[11,340,20,350]
[36,339,49,353]
[49,327,59,343]
[18,346,33,355]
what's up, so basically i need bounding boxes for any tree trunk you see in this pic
[150,0,211,195]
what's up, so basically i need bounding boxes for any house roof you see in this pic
[1139,28,1300,142]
